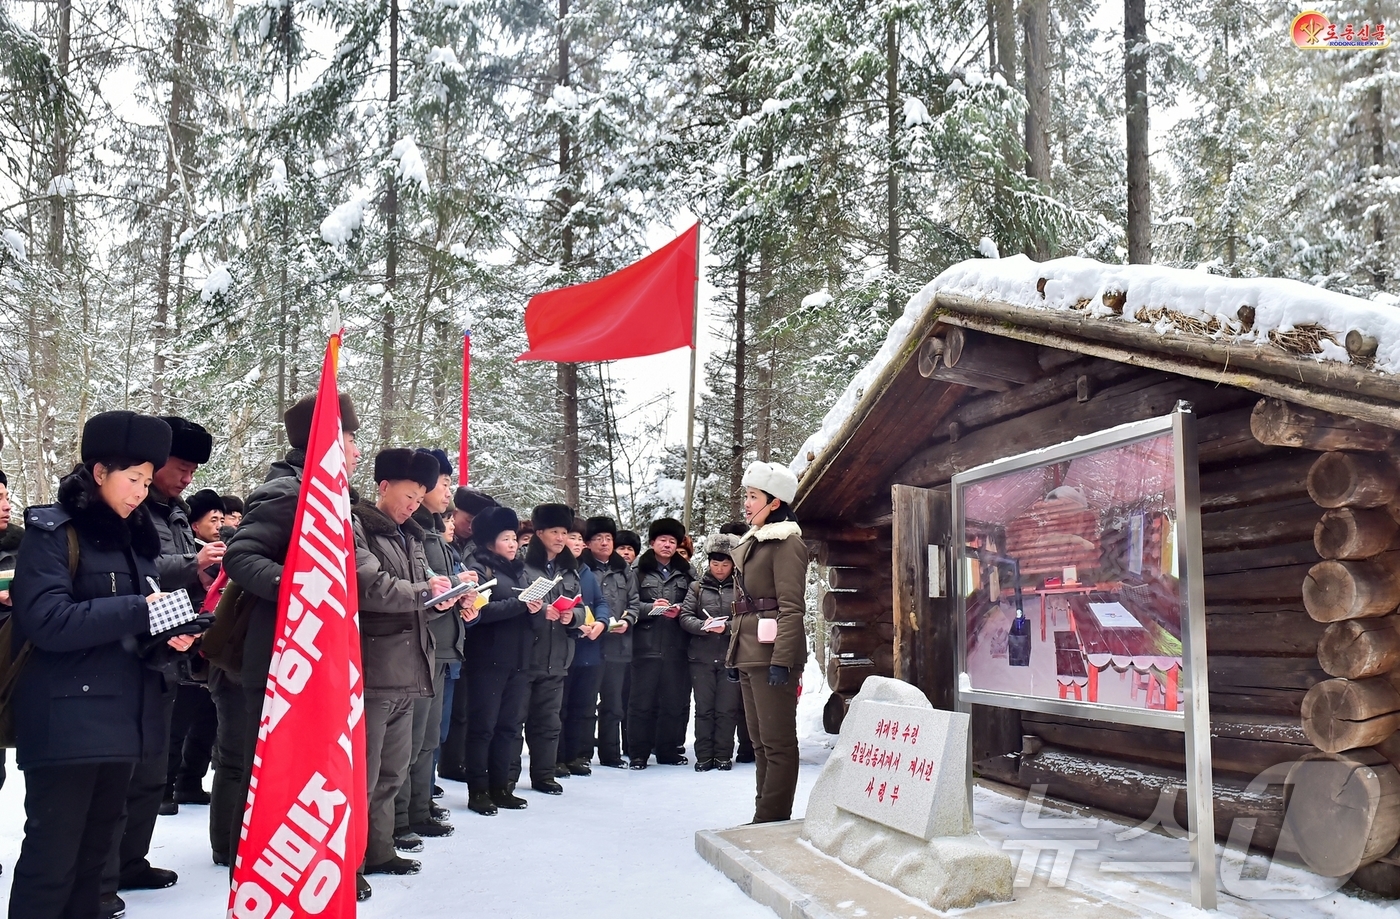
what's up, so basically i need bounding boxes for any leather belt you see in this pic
[733,598,778,615]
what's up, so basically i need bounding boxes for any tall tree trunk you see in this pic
[992,0,1016,88]
[1369,81,1385,291]
[1022,0,1050,259]
[752,0,776,465]
[885,16,900,318]
[1125,0,1151,264]
[46,0,72,270]
[731,230,747,519]
[381,0,400,443]
[557,0,579,506]
[153,3,191,412]
[277,6,293,443]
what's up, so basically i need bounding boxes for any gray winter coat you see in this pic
[679,572,736,665]
[414,507,464,662]
[632,549,694,660]
[352,502,439,698]
[146,492,205,605]
[582,550,639,663]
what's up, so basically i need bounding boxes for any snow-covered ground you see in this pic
[3,657,1396,919]
[0,660,837,918]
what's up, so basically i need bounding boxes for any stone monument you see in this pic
[802,676,1014,910]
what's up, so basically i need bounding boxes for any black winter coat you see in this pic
[463,548,533,672]
[223,450,304,688]
[10,486,168,768]
[679,572,736,664]
[413,507,464,662]
[632,550,694,661]
[521,541,582,676]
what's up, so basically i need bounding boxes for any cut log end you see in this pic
[1308,451,1399,509]
[1252,398,1397,452]
[1314,507,1400,560]
[1303,558,1400,622]
[1284,751,1400,876]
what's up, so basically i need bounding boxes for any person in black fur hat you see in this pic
[111,415,217,898]
[510,504,586,795]
[450,487,497,559]
[614,529,641,565]
[354,448,454,875]
[186,489,225,544]
[460,506,542,815]
[578,515,639,769]
[283,392,360,451]
[628,518,695,767]
[8,411,196,919]
[163,486,225,818]
[218,391,363,893]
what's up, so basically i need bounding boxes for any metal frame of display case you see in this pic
[951,403,1216,909]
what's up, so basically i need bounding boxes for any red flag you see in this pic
[229,331,366,919]
[518,223,698,362]
[460,327,470,486]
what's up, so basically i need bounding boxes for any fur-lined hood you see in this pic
[353,500,426,542]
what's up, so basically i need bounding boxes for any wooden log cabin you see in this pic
[792,256,1400,894]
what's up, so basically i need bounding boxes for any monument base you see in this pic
[696,820,1134,919]
[800,676,1015,910]
[804,809,1012,910]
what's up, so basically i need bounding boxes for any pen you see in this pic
[146,577,161,594]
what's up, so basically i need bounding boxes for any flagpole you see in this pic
[682,225,700,534]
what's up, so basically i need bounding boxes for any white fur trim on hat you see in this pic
[742,460,799,504]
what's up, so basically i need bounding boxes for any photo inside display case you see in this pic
[960,432,1184,712]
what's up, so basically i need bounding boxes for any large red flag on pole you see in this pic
[517,223,699,362]
[460,319,471,487]
[229,330,366,919]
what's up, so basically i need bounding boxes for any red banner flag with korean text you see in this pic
[228,330,366,919]
[517,223,698,362]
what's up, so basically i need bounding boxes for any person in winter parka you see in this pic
[461,506,541,816]
[628,517,695,768]
[7,411,197,919]
[556,517,612,777]
[351,448,455,876]
[679,533,741,771]
[513,504,587,795]
[726,461,810,824]
[217,391,362,880]
[579,516,639,768]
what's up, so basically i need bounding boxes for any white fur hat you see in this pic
[742,460,799,504]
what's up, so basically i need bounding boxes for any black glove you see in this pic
[768,665,790,686]
[726,668,740,683]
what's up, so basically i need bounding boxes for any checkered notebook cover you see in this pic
[147,588,197,634]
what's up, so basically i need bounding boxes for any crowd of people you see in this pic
[0,393,811,919]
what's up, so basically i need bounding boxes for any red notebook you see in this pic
[551,595,584,614]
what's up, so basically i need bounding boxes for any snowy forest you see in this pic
[0,0,1394,535]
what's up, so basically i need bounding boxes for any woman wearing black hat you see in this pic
[461,506,541,815]
[7,411,198,919]
[680,533,741,771]
[628,517,695,768]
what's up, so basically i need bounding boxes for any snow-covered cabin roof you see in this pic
[791,255,1400,511]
